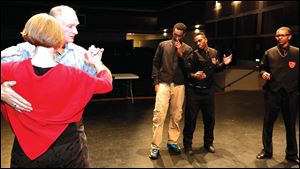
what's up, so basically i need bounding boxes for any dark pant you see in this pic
[76,119,90,168]
[11,123,90,168]
[262,89,299,158]
[183,87,215,148]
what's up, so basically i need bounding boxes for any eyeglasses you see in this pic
[275,34,290,38]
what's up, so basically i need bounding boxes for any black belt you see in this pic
[188,83,207,89]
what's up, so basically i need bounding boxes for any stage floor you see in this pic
[1,91,299,168]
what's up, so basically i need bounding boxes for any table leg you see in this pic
[129,80,134,104]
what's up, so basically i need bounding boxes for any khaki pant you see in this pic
[151,83,185,148]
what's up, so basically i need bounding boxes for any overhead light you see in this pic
[163,29,168,37]
[194,24,201,29]
[215,1,222,10]
[232,1,241,6]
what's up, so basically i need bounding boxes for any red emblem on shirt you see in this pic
[288,61,296,68]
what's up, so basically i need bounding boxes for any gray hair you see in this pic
[49,5,76,18]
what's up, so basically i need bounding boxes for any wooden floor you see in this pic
[1,91,299,168]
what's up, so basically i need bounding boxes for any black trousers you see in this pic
[11,123,90,168]
[76,120,90,168]
[262,89,299,158]
[183,87,215,148]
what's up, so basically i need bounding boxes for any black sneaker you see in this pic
[167,143,181,154]
[256,150,272,159]
[184,147,194,155]
[285,157,299,164]
[204,145,215,153]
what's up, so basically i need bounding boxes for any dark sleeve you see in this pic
[181,50,197,79]
[258,50,269,78]
[152,43,163,85]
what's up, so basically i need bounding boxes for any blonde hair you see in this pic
[20,13,64,49]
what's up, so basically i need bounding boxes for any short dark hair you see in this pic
[193,32,206,39]
[277,26,292,34]
[173,23,187,33]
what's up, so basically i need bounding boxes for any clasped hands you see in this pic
[193,71,206,80]
[84,45,104,65]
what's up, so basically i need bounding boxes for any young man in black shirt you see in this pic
[182,32,232,155]
[256,26,299,164]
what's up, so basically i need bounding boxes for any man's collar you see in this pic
[64,43,75,50]
[277,44,290,50]
[198,47,209,53]
[277,44,290,57]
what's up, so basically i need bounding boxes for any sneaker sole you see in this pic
[168,149,181,154]
[149,155,159,160]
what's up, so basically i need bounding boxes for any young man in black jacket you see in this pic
[149,23,193,160]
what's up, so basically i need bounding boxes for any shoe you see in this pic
[184,147,194,155]
[286,157,299,164]
[204,145,215,153]
[256,150,272,159]
[149,148,160,160]
[167,143,181,154]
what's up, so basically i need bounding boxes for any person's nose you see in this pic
[72,27,78,35]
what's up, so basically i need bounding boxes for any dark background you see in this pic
[1,1,299,97]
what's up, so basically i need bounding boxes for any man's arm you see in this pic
[69,44,99,77]
[259,51,271,80]
[1,42,34,62]
[214,51,232,72]
[1,81,32,112]
[181,50,193,78]
[1,42,34,112]
[152,44,163,86]
[1,50,22,58]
